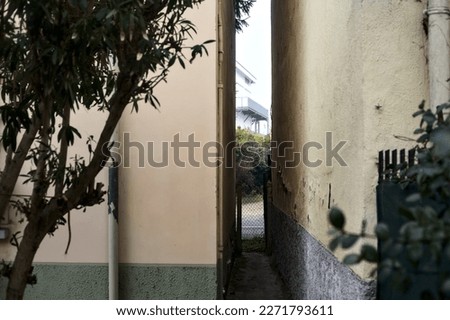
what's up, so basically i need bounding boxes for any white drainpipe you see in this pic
[108,126,120,300]
[427,0,450,111]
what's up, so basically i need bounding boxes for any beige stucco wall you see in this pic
[0,1,222,267]
[272,0,429,279]
[119,0,218,265]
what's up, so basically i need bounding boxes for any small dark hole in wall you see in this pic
[327,184,332,209]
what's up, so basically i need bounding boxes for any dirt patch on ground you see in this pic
[226,252,291,300]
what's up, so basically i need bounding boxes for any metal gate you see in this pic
[377,149,449,299]
[235,164,270,254]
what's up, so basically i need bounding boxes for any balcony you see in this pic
[236,97,268,122]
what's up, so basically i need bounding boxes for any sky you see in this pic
[236,0,272,110]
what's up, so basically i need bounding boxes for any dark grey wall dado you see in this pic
[269,204,375,300]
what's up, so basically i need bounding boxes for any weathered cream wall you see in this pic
[272,0,429,279]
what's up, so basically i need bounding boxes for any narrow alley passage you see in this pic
[225,252,290,300]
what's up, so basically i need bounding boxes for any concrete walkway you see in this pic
[225,252,290,300]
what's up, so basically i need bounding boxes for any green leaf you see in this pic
[329,207,345,230]
[413,110,425,117]
[132,97,139,113]
[66,128,74,145]
[400,221,424,242]
[106,9,117,20]
[422,112,436,125]
[375,223,390,241]
[361,244,378,263]
[406,242,423,262]
[429,241,442,260]
[409,225,424,242]
[406,193,421,203]
[422,206,437,221]
[378,265,392,282]
[417,133,429,143]
[436,102,450,113]
[329,237,340,252]
[70,126,82,139]
[168,55,176,67]
[341,234,359,249]
[178,56,186,69]
[343,254,361,265]
[418,100,425,110]
[58,126,81,146]
[79,0,87,10]
[387,243,404,257]
[95,8,109,20]
[431,128,450,158]
[398,206,416,221]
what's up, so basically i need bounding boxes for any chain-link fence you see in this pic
[235,159,271,253]
[236,189,264,239]
[237,193,265,239]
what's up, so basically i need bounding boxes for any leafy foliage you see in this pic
[328,102,450,299]
[236,127,270,195]
[235,0,255,32]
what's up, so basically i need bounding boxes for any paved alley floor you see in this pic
[226,252,290,300]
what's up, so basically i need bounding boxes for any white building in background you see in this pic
[236,61,269,135]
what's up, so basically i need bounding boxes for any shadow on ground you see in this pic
[225,252,291,300]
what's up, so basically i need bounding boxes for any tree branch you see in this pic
[29,101,51,218]
[0,117,40,222]
[41,71,139,230]
[55,104,70,197]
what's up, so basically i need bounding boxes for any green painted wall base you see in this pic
[0,263,216,300]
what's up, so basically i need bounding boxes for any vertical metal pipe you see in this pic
[427,0,450,112]
[216,0,225,299]
[108,127,119,300]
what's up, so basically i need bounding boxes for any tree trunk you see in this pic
[5,218,46,299]
[4,73,138,299]
[0,121,39,222]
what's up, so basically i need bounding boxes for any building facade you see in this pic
[236,61,269,135]
[270,0,448,299]
[0,0,236,299]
